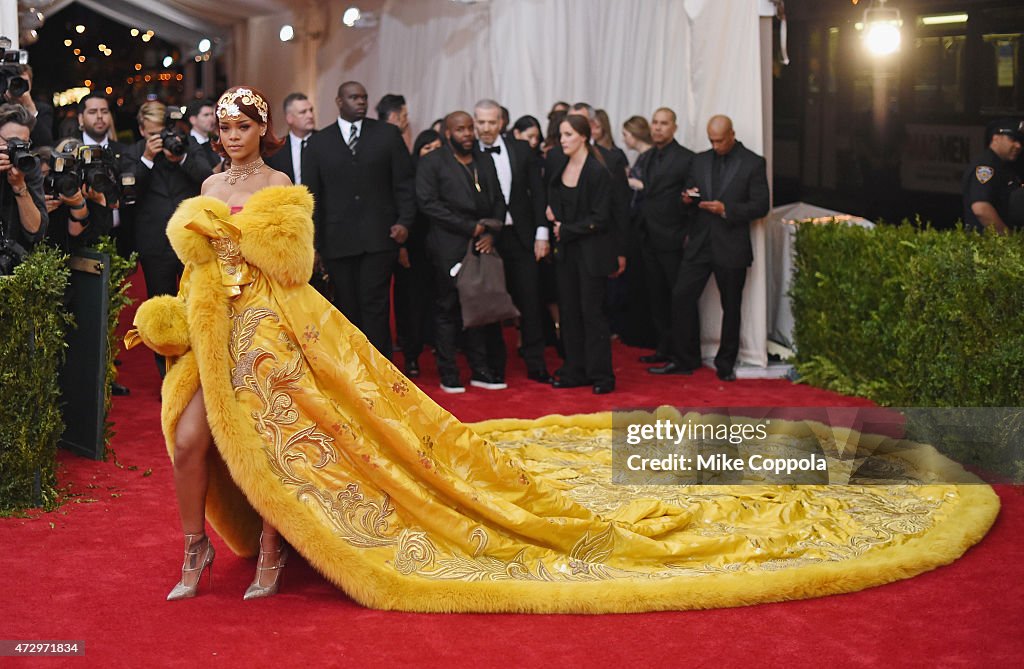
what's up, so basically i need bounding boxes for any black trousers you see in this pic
[497,232,547,374]
[393,243,434,363]
[139,251,183,377]
[431,260,505,381]
[670,258,747,372]
[641,243,683,357]
[556,244,613,386]
[324,250,397,359]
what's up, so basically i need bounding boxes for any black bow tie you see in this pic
[484,145,501,155]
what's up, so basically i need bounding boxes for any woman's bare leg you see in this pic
[170,388,213,592]
[174,388,212,535]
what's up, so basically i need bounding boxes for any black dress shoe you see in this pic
[552,378,587,389]
[638,353,670,364]
[405,359,420,378]
[648,362,693,375]
[717,369,737,382]
[111,382,130,396]
[592,382,615,395]
[527,370,553,384]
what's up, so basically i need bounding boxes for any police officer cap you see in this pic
[989,118,1024,143]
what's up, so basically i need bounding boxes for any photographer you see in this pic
[122,100,213,375]
[4,64,53,148]
[42,139,113,252]
[0,102,47,251]
[78,92,130,256]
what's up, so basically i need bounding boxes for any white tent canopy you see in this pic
[21,0,778,367]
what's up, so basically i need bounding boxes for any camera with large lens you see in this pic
[160,108,188,157]
[78,145,119,198]
[0,235,28,276]
[0,39,30,101]
[1,137,39,172]
[44,148,81,197]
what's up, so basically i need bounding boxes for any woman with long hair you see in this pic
[547,114,616,394]
[593,109,618,151]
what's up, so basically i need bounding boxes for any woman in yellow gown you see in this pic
[130,87,999,612]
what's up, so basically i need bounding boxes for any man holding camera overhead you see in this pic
[123,99,214,376]
[0,103,47,257]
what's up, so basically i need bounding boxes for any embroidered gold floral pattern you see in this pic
[228,298,957,585]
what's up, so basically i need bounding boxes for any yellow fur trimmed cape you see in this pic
[131,185,999,613]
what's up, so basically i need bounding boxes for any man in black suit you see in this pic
[267,92,316,185]
[474,98,552,384]
[651,115,769,381]
[639,107,694,365]
[186,99,221,170]
[123,100,215,375]
[78,93,131,257]
[304,81,415,358]
[416,111,507,394]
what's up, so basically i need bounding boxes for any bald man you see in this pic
[637,107,694,364]
[416,111,508,393]
[304,80,416,359]
[650,115,769,381]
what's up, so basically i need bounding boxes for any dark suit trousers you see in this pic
[670,259,747,372]
[556,244,613,386]
[324,251,397,358]
[641,243,683,357]
[497,232,546,374]
[393,244,434,362]
[431,262,504,380]
[139,251,184,377]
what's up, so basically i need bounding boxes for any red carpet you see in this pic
[2,277,1021,667]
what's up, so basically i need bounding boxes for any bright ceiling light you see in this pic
[75,24,85,34]
[162,55,173,67]
[920,13,968,26]
[280,24,295,42]
[865,22,900,55]
[130,28,139,37]
[63,39,72,47]
[862,0,901,57]
[343,7,361,27]
[141,34,152,42]
[198,38,211,53]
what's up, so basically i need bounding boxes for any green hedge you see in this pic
[791,222,1024,407]
[0,246,72,512]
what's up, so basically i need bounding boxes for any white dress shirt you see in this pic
[479,135,549,241]
[337,117,363,148]
[289,131,307,185]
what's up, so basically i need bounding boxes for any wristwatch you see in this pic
[11,184,28,197]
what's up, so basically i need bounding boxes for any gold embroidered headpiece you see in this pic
[216,87,268,124]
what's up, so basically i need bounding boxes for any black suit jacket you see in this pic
[546,143,628,251]
[303,118,415,259]
[684,142,770,268]
[640,139,695,249]
[416,146,505,267]
[122,138,214,257]
[547,153,617,277]
[187,135,220,171]
[482,137,546,251]
[266,134,306,184]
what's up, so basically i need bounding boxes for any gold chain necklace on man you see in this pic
[458,159,481,192]
[226,158,265,185]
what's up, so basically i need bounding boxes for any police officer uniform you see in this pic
[962,119,1023,231]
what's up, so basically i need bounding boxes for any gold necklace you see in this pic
[458,158,481,192]
[226,158,265,185]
